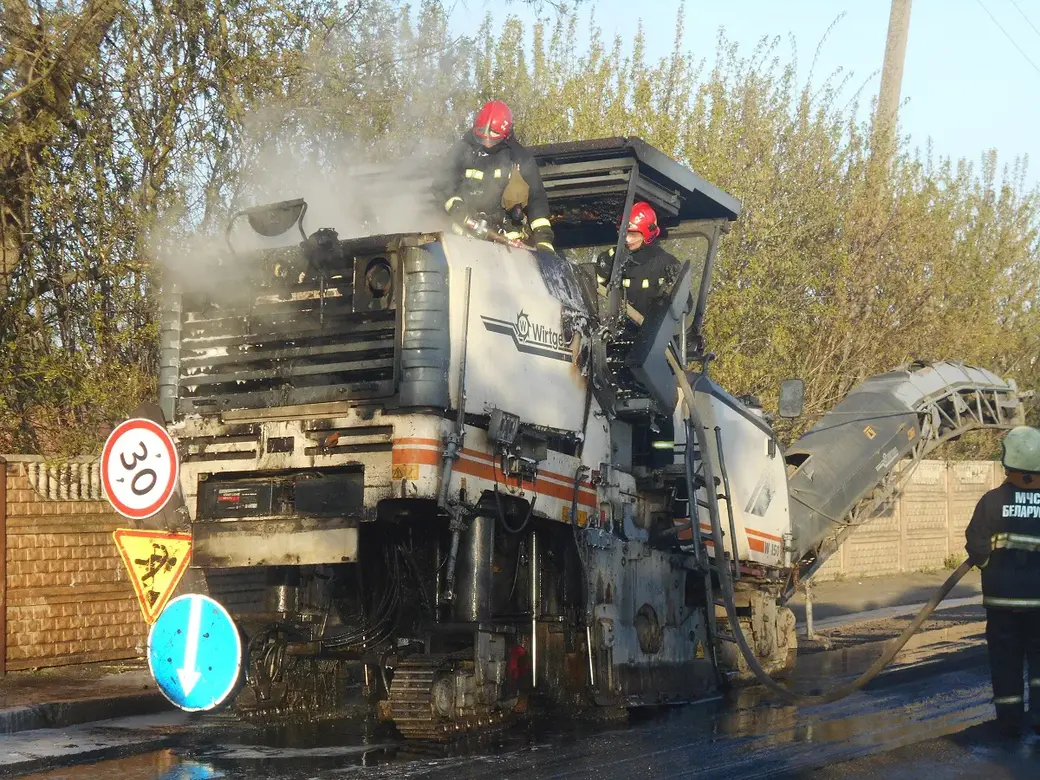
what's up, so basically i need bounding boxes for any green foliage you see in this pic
[480,9,1040,450]
[1,1,1037,455]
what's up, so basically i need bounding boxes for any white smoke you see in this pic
[225,136,453,254]
[150,2,474,272]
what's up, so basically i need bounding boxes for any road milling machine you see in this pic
[144,137,1028,738]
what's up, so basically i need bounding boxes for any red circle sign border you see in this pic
[101,418,180,519]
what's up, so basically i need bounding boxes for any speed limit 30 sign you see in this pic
[101,418,180,519]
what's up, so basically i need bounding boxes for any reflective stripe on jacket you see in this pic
[432,134,552,240]
[595,244,681,316]
[966,482,1040,608]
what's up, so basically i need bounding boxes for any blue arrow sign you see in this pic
[148,593,242,712]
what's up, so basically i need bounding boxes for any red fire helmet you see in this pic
[624,201,661,245]
[473,100,513,144]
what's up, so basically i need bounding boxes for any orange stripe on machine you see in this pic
[747,528,783,543]
[698,524,775,554]
[392,439,598,508]
[391,448,441,466]
[461,448,596,496]
[395,437,441,448]
[701,536,768,554]
[453,457,597,508]
[391,438,441,480]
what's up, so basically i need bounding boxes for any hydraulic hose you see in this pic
[668,347,973,705]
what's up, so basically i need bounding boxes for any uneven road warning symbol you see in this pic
[113,529,192,623]
[101,418,180,519]
[148,593,243,712]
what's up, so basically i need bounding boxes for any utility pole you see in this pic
[874,0,913,166]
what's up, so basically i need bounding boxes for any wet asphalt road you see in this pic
[13,619,1040,779]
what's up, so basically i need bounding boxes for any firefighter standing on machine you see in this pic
[596,201,680,317]
[433,100,555,253]
[965,424,1040,738]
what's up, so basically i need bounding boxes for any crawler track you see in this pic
[387,656,509,741]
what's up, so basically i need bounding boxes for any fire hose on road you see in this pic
[668,347,975,706]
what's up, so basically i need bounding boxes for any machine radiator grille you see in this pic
[178,277,397,415]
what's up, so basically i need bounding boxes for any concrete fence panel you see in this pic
[901,461,950,574]
[813,459,1001,582]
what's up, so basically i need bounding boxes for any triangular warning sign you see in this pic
[113,529,192,624]
[694,640,705,660]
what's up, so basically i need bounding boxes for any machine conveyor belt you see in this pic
[783,360,1029,599]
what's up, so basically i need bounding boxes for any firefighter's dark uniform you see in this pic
[965,479,1040,735]
[595,243,681,317]
[433,134,554,248]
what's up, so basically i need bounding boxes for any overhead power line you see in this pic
[974,0,1040,77]
[1010,0,1040,43]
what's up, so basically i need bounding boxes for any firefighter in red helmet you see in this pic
[596,201,680,316]
[433,100,555,253]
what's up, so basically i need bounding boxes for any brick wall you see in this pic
[1,456,148,671]
[813,459,1003,582]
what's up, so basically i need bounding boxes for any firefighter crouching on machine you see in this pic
[965,425,1040,739]
[596,201,680,317]
[433,99,555,254]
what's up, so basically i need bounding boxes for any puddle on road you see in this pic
[13,623,991,780]
[15,750,191,780]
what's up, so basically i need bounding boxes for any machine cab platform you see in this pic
[529,138,741,422]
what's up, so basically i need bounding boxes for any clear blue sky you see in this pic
[450,0,1040,185]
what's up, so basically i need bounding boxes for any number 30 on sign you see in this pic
[102,418,180,520]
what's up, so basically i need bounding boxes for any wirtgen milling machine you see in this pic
[151,138,1026,737]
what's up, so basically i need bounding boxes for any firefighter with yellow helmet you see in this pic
[965,425,1040,738]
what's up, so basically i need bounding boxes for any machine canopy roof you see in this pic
[529,136,741,247]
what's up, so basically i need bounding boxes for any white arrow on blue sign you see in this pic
[148,593,242,712]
